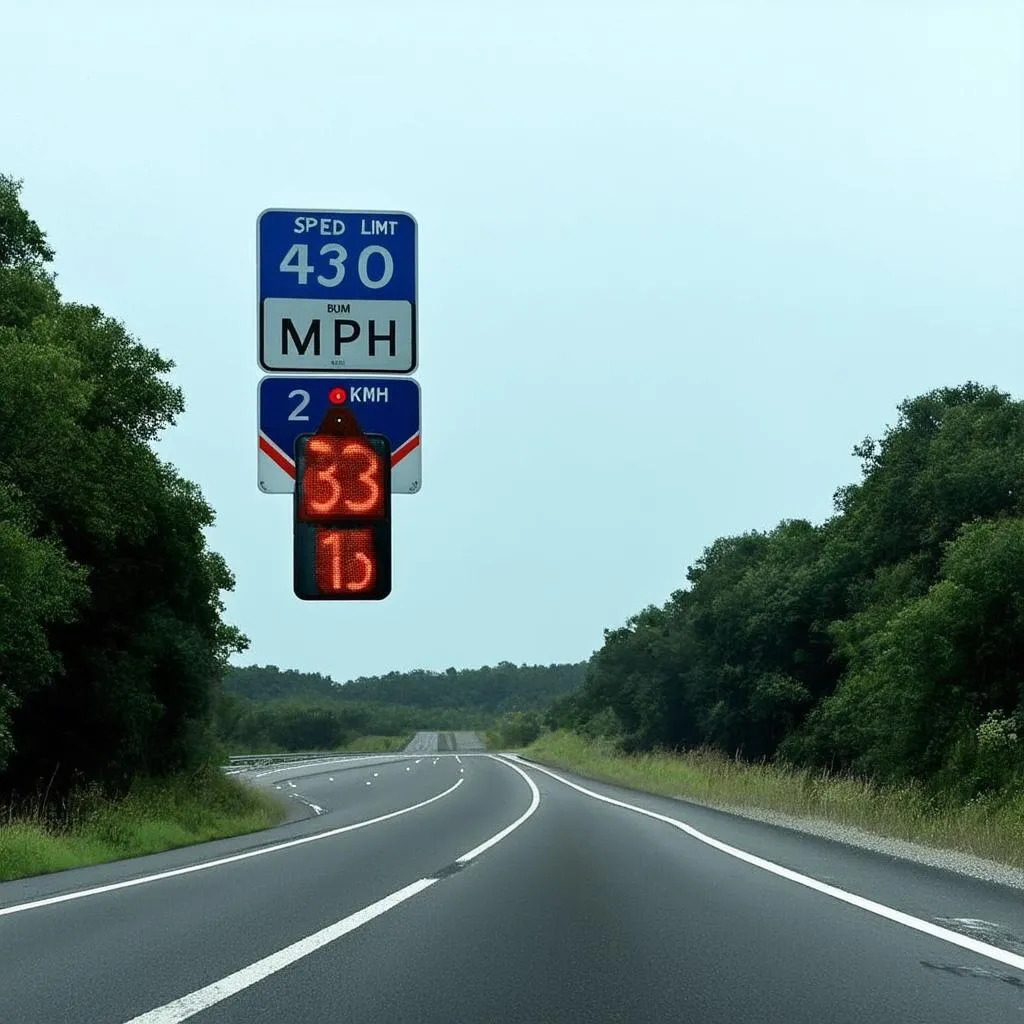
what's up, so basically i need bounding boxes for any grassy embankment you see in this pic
[0,765,286,883]
[520,731,1024,870]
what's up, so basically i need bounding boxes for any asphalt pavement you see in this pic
[2,734,1024,1023]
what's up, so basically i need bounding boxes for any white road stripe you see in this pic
[122,751,543,1022]
[0,779,463,918]
[455,755,462,764]
[503,755,1024,973]
[455,756,539,863]
[122,879,438,1024]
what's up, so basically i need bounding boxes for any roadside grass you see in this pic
[0,765,286,883]
[520,731,1024,870]
[338,734,413,753]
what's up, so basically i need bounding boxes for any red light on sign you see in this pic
[315,528,377,594]
[299,436,385,521]
[329,387,347,405]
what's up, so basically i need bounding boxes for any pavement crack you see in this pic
[920,961,1024,989]
[934,918,1024,956]
[431,861,468,880]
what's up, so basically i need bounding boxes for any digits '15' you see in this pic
[293,433,392,600]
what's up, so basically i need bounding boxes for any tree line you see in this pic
[217,662,585,751]
[552,382,1024,799]
[224,661,585,711]
[0,175,247,799]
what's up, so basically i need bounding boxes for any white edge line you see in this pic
[501,755,1024,973]
[456,755,539,863]
[121,878,438,1024]
[122,748,542,1023]
[0,779,463,919]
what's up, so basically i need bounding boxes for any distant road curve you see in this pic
[403,731,485,754]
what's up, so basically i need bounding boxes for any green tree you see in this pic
[561,381,1024,796]
[223,660,587,714]
[0,174,246,795]
[786,517,1024,788]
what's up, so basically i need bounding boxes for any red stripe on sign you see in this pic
[259,436,296,479]
[392,434,420,466]
[260,434,418,477]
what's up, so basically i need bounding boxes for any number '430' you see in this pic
[279,243,394,289]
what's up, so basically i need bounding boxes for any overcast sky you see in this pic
[3,1,1021,681]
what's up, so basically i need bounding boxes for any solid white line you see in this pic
[456,756,540,863]
[0,779,463,919]
[123,878,438,1024]
[123,750,543,1022]
[503,756,1024,973]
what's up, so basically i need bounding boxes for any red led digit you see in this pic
[299,436,385,521]
[315,528,377,594]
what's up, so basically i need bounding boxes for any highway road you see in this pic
[2,734,1024,1022]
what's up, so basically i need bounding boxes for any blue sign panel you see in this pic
[257,209,417,374]
[258,376,421,494]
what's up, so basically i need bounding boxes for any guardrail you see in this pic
[225,751,363,768]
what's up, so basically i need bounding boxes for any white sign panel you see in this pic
[261,298,414,373]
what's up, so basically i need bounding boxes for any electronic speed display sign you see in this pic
[258,209,417,374]
[293,425,392,601]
